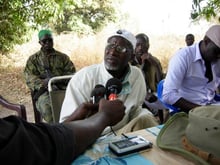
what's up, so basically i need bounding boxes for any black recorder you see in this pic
[109,135,152,156]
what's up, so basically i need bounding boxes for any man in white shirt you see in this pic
[60,29,158,135]
[162,25,220,113]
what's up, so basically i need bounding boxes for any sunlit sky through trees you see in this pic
[120,0,212,35]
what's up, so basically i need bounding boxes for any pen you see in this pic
[121,133,137,139]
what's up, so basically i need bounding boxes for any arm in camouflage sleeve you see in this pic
[23,56,44,92]
[61,54,76,75]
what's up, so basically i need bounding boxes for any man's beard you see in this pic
[104,61,119,71]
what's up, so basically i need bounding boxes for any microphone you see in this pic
[90,84,106,104]
[105,78,122,100]
[105,78,122,136]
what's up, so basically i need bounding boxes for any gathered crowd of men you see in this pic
[1,24,220,165]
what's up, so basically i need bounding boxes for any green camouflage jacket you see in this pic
[24,49,76,92]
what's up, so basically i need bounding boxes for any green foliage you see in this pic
[0,0,121,53]
[0,0,57,53]
[191,0,220,22]
[53,0,120,35]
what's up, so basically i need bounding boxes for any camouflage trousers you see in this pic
[36,92,53,123]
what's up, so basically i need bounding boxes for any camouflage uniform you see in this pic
[24,48,76,123]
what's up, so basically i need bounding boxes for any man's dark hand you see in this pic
[146,93,158,103]
[63,102,98,122]
[98,99,126,126]
[42,78,50,88]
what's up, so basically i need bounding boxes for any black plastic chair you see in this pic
[0,95,27,120]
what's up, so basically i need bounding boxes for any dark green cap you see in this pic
[38,29,52,40]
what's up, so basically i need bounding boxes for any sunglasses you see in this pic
[105,43,127,53]
[41,38,53,44]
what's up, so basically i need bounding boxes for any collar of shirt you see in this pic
[190,42,206,73]
[102,61,132,95]
[194,42,218,76]
[194,42,204,63]
[120,67,131,95]
[40,48,56,57]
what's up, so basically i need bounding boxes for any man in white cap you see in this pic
[162,25,220,113]
[60,29,158,135]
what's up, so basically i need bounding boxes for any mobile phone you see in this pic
[109,135,152,156]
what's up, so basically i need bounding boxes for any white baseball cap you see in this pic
[108,29,136,50]
[205,25,220,48]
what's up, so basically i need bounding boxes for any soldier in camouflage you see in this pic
[24,29,76,123]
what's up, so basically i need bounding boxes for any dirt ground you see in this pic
[0,67,35,122]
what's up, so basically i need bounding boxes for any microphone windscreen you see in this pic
[91,84,106,103]
[105,78,122,94]
[91,84,105,97]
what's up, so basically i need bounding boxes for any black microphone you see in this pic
[105,78,122,136]
[90,84,106,103]
[105,78,122,100]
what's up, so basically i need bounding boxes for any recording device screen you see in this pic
[109,136,152,156]
[114,140,136,149]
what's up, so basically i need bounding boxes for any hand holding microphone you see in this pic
[105,78,122,100]
[64,81,123,123]
[69,84,106,119]
[98,98,125,126]
[91,78,122,103]
[105,78,123,135]
[90,84,106,104]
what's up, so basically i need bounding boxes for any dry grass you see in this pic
[0,30,202,122]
